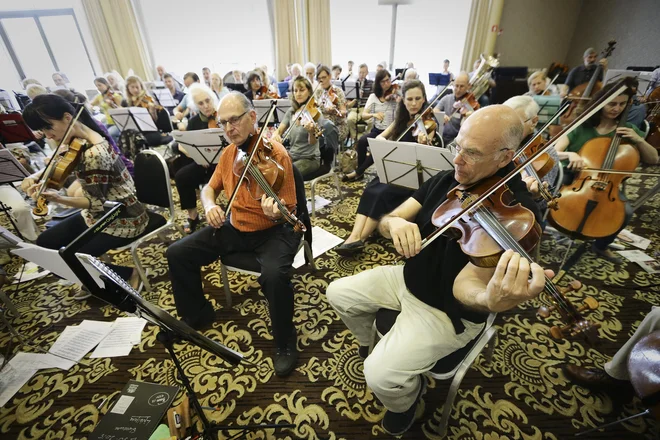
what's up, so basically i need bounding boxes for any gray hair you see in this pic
[26,84,48,100]
[291,63,303,76]
[500,113,524,151]
[503,95,540,120]
[186,83,219,113]
[583,47,596,58]
[303,62,316,74]
[404,68,418,80]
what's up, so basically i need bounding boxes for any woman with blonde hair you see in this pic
[210,72,230,101]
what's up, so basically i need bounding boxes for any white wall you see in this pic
[138,0,274,81]
[330,0,471,85]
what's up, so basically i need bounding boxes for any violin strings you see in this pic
[246,166,297,225]
[471,201,579,320]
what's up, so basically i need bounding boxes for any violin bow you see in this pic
[225,101,277,218]
[34,104,85,191]
[419,79,630,251]
[542,73,560,95]
[395,82,454,142]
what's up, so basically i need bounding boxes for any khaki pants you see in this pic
[0,186,39,241]
[326,265,484,412]
[347,108,371,143]
[605,307,660,380]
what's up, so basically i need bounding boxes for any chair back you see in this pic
[134,150,175,216]
[277,81,290,97]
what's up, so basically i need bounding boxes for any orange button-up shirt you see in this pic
[208,139,297,232]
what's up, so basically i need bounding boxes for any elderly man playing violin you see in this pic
[434,72,479,146]
[327,105,554,436]
[166,92,302,377]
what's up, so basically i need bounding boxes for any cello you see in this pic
[560,40,616,126]
[548,84,639,239]
[644,86,660,151]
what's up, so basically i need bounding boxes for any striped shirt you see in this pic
[208,138,297,232]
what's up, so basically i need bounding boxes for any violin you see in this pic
[229,105,306,233]
[549,89,639,240]
[514,136,558,209]
[644,86,660,151]
[383,84,400,101]
[320,87,342,117]
[283,95,323,140]
[431,175,599,343]
[103,90,119,109]
[561,40,616,126]
[255,85,279,100]
[410,108,437,145]
[450,92,480,119]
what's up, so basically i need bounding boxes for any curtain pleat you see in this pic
[461,0,492,72]
[305,0,331,66]
[81,0,119,74]
[274,0,303,81]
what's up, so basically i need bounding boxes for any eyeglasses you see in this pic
[449,143,511,165]
[218,111,248,127]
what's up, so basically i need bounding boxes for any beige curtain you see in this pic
[305,0,331,66]
[273,0,303,81]
[461,0,493,72]
[81,0,152,81]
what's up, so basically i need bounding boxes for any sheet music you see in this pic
[171,129,226,165]
[48,324,112,363]
[368,138,455,190]
[0,362,36,407]
[343,80,358,99]
[0,149,30,183]
[9,352,76,371]
[254,99,291,124]
[109,107,158,132]
[152,88,177,107]
[90,317,147,358]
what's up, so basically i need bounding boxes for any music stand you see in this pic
[533,95,562,126]
[343,79,358,100]
[171,129,227,166]
[226,83,246,93]
[55,203,295,439]
[368,138,456,189]
[0,114,37,144]
[109,107,158,133]
[0,149,30,184]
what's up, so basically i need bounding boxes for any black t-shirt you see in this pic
[402,163,541,333]
[186,114,208,131]
[564,64,603,91]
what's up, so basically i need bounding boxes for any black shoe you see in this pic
[336,240,365,256]
[381,377,426,436]
[184,215,202,234]
[342,172,363,182]
[274,346,299,377]
[183,304,216,331]
[358,346,369,359]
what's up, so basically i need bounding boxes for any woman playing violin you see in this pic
[525,71,562,97]
[210,72,230,102]
[336,79,439,255]
[91,76,122,142]
[554,81,658,262]
[342,69,399,182]
[166,92,301,376]
[315,65,349,144]
[270,77,322,177]
[20,94,148,289]
[244,71,264,102]
[122,75,173,141]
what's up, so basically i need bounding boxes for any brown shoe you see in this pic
[562,364,631,391]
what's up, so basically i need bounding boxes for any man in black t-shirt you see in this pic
[564,47,608,91]
[327,105,554,436]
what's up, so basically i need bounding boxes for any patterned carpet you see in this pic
[1,164,659,440]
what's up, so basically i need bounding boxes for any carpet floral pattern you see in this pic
[0,166,659,439]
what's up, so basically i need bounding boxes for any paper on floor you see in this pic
[0,363,36,407]
[48,324,112,363]
[9,352,75,371]
[90,317,147,358]
[293,226,344,269]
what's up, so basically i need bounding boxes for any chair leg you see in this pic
[131,245,152,293]
[333,172,344,200]
[303,241,316,271]
[310,181,317,218]
[0,289,18,317]
[220,263,232,308]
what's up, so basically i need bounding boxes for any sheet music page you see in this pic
[48,324,112,362]
[171,129,226,165]
[90,317,147,358]
[9,352,76,371]
[0,362,37,407]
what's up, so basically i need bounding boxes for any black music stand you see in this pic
[342,79,358,100]
[0,114,37,145]
[0,149,31,238]
[171,129,227,166]
[254,99,291,126]
[58,204,295,439]
[109,107,158,134]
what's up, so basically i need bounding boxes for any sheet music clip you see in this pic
[109,107,158,133]
[368,138,456,190]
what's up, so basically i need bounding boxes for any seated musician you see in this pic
[639,66,660,103]
[287,63,303,90]
[327,105,549,436]
[210,73,230,102]
[20,94,148,290]
[166,92,302,376]
[91,77,123,142]
[271,77,322,177]
[525,71,561,97]
[202,67,211,88]
[164,73,186,112]
[173,72,201,124]
[303,63,317,87]
[331,65,342,81]
[244,71,264,102]
[255,67,279,98]
[342,69,398,182]
[283,63,294,82]
[563,307,660,394]
[441,59,455,82]
[106,71,125,94]
[554,81,658,262]
[173,84,220,234]
[564,47,608,91]
[435,72,479,146]
[336,79,439,255]
[346,63,373,142]
[122,75,172,142]
[315,65,348,145]
[503,95,561,206]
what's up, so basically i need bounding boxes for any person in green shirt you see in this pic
[553,79,658,262]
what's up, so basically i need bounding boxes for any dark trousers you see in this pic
[37,213,135,280]
[174,162,214,211]
[355,127,384,176]
[166,222,301,348]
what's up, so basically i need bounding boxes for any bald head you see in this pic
[453,72,471,98]
[452,105,523,185]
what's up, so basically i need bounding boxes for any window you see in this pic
[138,0,275,81]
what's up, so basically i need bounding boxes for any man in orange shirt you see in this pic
[166,92,301,376]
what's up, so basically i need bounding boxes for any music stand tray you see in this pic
[109,107,158,133]
[368,138,456,189]
[0,114,37,144]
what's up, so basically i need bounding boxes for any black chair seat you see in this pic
[303,163,332,181]
[222,252,261,273]
[374,308,487,377]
